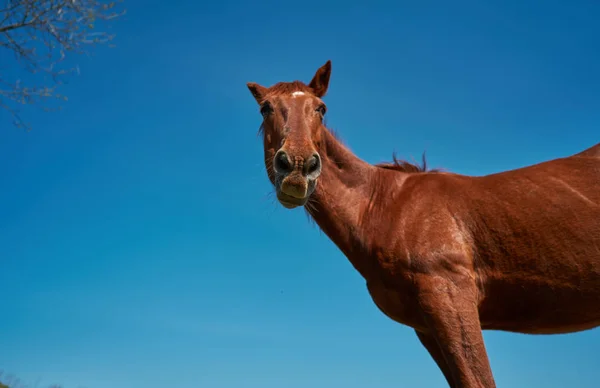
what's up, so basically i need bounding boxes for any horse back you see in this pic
[453,151,600,332]
[573,142,600,158]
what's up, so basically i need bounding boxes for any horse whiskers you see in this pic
[305,197,319,214]
[260,190,276,202]
[262,190,280,218]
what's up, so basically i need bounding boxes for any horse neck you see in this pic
[306,128,384,268]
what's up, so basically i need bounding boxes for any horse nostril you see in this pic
[306,153,321,176]
[274,150,292,174]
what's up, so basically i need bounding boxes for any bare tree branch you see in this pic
[1,0,126,130]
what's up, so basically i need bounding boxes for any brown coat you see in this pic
[246,61,600,388]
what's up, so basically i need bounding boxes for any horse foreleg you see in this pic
[415,329,457,388]
[415,274,496,388]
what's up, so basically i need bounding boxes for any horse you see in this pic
[245,60,600,388]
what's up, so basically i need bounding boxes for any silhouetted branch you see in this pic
[0,0,125,130]
[0,370,64,388]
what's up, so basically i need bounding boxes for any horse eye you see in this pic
[316,104,327,117]
[260,103,273,117]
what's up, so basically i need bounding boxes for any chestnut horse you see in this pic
[246,61,600,388]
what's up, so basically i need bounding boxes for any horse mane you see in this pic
[376,152,441,173]
[325,126,441,174]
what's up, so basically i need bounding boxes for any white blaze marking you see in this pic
[291,91,305,97]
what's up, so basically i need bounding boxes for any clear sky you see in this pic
[1,0,599,387]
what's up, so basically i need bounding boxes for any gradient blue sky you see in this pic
[1,0,599,387]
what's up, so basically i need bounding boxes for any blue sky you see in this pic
[1,0,599,387]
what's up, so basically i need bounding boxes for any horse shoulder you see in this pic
[387,173,476,276]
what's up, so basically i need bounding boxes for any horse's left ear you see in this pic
[309,60,332,98]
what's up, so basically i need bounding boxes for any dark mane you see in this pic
[323,127,441,174]
[376,152,441,173]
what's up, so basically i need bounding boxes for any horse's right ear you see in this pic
[247,82,268,104]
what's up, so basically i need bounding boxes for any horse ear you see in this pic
[247,82,268,103]
[309,60,332,97]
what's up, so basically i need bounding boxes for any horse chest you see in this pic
[366,281,426,330]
